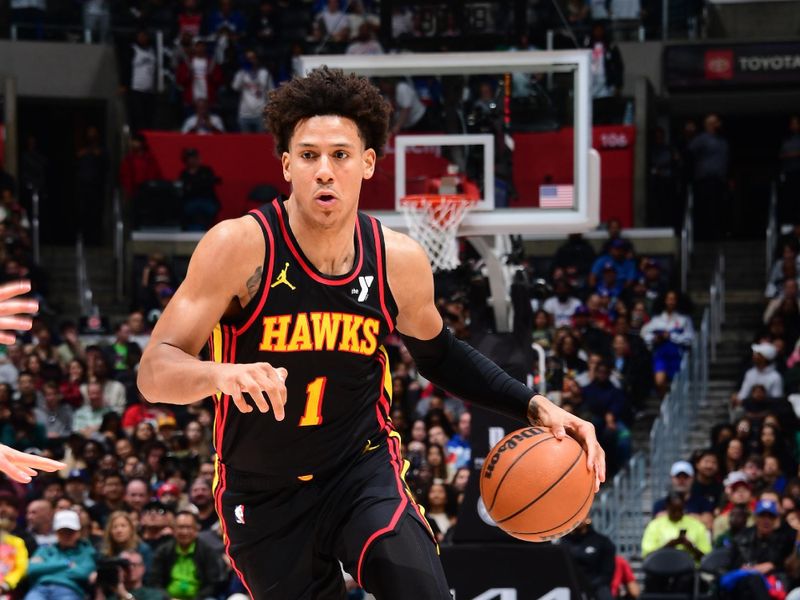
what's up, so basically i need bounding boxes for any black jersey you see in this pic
[208,198,399,478]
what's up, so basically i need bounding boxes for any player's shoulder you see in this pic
[380,225,434,300]
[200,215,262,248]
[192,216,264,268]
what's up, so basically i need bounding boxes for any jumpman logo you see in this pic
[271,262,296,290]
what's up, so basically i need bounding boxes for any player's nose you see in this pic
[315,155,334,183]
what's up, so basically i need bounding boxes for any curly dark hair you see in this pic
[264,66,392,158]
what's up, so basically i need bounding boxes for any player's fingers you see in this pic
[270,367,288,415]
[229,387,253,414]
[8,450,65,472]
[270,382,285,422]
[0,281,31,303]
[551,423,566,440]
[242,375,271,414]
[274,367,288,406]
[0,317,34,331]
[0,332,16,345]
[253,369,285,421]
[0,299,39,318]
[0,451,31,483]
[583,442,600,493]
[592,446,606,492]
[579,423,605,492]
[596,445,607,484]
[256,364,287,418]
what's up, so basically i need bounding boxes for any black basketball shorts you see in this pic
[214,432,451,600]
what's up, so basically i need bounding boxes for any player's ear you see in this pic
[281,152,291,182]
[362,148,376,180]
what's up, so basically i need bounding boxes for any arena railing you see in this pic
[591,451,647,558]
[531,342,548,396]
[113,188,125,303]
[10,23,95,43]
[766,181,778,283]
[595,253,723,558]
[709,253,725,363]
[681,188,694,294]
[31,185,40,266]
[75,235,93,317]
[649,309,709,502]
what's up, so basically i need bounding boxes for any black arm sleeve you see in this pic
[400,325,536,423]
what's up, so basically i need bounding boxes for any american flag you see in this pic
[539,184,574,208]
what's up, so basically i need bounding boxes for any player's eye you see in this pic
[333,151,348,159]
[300,151,315,159]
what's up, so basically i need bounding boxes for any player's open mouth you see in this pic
[315,194,336,204]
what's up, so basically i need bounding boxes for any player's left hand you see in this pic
[0,280,39,345]
[527,394,606,493]
[0,444,66,483]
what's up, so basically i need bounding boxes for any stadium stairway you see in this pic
[627,240,764,578]
[41,244,129,325]
[631,240,765,477]
[685,240,765,453]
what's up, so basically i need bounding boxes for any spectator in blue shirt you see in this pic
[207,0,247,37]
[445,411,471,470]
[595,262,624,305]
[589,239,637,288]
[580,360,628,426]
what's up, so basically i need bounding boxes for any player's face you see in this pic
[282,115,376,230]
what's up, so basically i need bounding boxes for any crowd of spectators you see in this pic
[633,224,800,599]
[7,1,634,235]
[12,1,630,134]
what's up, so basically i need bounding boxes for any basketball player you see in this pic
[138,67,605,599]
[0,280,66,482]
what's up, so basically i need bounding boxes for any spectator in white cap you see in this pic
[713,470,755,539]
[25,510,96,600]
[731,342,784,410]
[652,460,714,529]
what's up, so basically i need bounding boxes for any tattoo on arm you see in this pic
[527,397,540,425]
[246,266,263,301]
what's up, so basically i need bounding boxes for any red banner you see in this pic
[143,124,635,227]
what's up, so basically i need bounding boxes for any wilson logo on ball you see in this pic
[483,427,546,479]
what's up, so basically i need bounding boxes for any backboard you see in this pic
[298,50,601,236]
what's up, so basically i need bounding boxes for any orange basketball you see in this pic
[479,426,596,542]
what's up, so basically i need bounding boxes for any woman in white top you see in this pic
[641,289,695,397]
[231,50,275,133]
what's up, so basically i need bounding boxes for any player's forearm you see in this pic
[400,326,533,423]
[138,342,220,405]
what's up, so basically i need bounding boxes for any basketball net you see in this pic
[401,194,476,272]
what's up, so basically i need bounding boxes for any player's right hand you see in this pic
[213,362,288,420]
[0,280,39,345]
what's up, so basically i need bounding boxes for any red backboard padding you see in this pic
[143,125,635,227]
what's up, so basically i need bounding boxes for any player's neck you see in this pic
[285,197,357,276]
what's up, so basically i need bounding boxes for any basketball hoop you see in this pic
[401,194,476,272]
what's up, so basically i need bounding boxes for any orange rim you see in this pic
[400,194,477,207]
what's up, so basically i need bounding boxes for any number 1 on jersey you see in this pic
[299,376,327,426]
